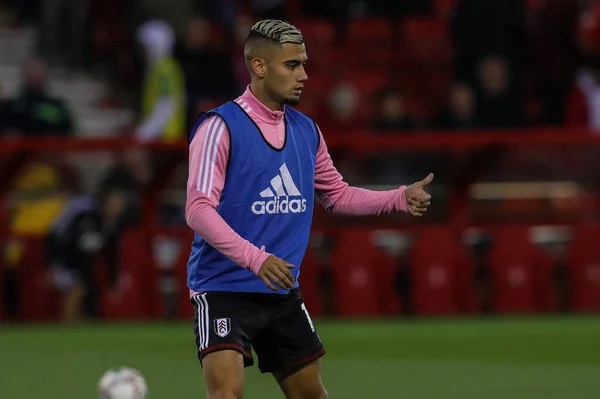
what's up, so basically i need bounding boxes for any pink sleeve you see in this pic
[314,127,408,215]
[186,115,271,274]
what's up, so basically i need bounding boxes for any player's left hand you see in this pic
[404,173,434,217]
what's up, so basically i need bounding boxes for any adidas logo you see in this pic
[251,163,307,215]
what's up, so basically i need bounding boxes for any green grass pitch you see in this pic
[1,317,600,398]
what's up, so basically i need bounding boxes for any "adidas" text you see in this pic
[251,197,307,215]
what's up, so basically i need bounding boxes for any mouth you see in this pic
[293,88,302,95]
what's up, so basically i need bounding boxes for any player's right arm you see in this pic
[186,115,294,291]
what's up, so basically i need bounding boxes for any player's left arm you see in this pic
[314,127,432,217]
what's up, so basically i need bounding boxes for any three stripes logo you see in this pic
[251,163,307,215]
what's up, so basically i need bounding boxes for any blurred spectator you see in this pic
[232,14,254,93]
[434,82,478,130]
[174,16,236,126]
[573,66,600,132]
[251,0,287,20]
[46,191,126,322]
[135,19,186,142]
[1,58,74,136]
[327,81,361,130]
[371,88,417,133]
[100,149,154,226]
[450,0,527,85]
[369,0,433,20]
[528,0,581,126]
[475,56,524,128]
[5,0,39,24]
[39,0,89,71]
[195,0,237,34]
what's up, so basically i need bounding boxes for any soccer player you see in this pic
[186,19,433,399]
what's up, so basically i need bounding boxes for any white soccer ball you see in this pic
[98,367,148,399]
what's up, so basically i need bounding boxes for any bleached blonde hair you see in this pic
[248,19,304,45]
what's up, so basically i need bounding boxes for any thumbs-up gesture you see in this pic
[404,173,434,217]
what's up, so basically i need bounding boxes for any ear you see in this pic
[252,58,267,79]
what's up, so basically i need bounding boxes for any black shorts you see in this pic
[191,288,325,373]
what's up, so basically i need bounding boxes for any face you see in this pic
[262,43,308,106]
[479,57,508,95]
[381,94,405,120]
[24,59,46,90]
[449,84,474,118]
[102,192,126,220]
[186,17,210,49]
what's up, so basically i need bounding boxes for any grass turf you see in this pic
[1,316,599,398]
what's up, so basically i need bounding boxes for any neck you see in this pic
[250,82,283,112]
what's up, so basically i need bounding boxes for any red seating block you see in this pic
[567,224,600,312]
[488,227,553,314]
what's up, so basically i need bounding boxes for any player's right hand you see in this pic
[257,255,295,292]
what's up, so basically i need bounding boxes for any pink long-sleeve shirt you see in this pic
[186,86,407,292]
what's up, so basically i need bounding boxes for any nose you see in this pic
[298,65,308,82]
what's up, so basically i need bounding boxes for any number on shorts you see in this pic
[301,303,315,332]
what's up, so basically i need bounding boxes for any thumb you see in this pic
[417,173,434,187]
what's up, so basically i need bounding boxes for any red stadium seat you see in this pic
[434,0,458,19]
[16,237,60,321]
[409,226,475,315]
[99,266,147,320]
[347,19,394,43]
[100,230,157,319]
[295,19,336,45]
[401,17,453,63]
[298,247,324,316]
[567,224,600,312]
[331,229,400,316]
[487,227,553,314]
[349,73,390,97]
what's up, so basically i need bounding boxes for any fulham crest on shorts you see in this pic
[214,318,231,337]
[251,163,307,215]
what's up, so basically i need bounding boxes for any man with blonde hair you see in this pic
[185,19,433,398]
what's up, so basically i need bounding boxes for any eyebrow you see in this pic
[284,59,307,65]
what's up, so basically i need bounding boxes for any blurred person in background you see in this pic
[39,0,89,71]
[46,190,126,322]
[434,82,479,130]
[327,81,361,130]
[232,14,255,93]
[1,57,74,137]
[135,19,186,142]
[568,0,600,131]
[450,0,527,86]
[528,0,580,126]
[251,0,287,20]
[475,55,524,128]
[174,16,236,127]
[99,149,154,227]
[371,87,417,133]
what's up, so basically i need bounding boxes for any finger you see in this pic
[283,261,295,270]
[261,275,278,292]
[412,202,430,210]
[410,193,431,202]
[274,268,294,289]
[267,270,289,290]
[280,265,296,284]
[409,207,425,217]
[408,199,431,207]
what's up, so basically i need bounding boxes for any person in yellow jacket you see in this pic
[135,19,186,142]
